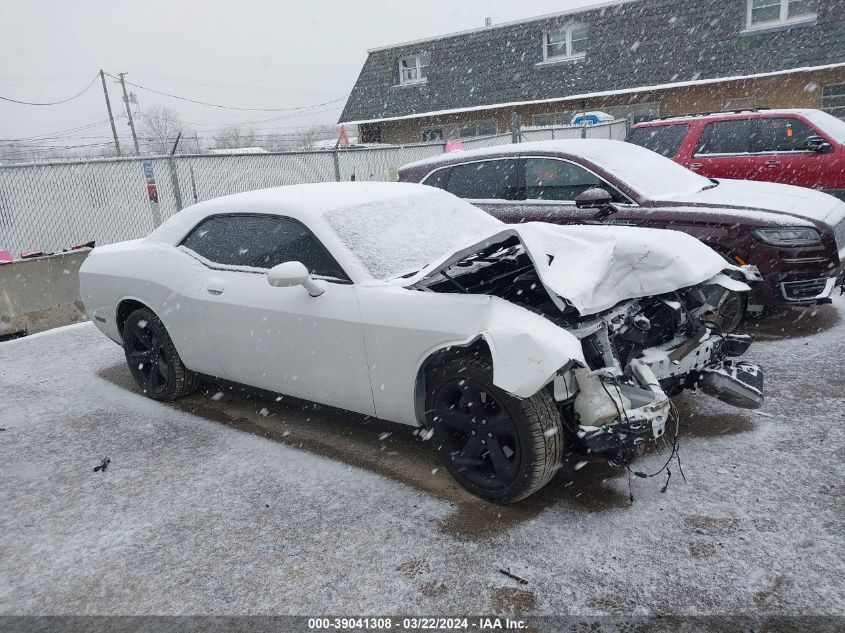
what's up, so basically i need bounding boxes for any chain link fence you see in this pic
[0,120,627,256]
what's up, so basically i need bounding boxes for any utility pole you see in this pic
[117,72,140,154]
[99,69,121,156]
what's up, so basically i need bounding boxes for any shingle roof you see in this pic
[339,0,844,124]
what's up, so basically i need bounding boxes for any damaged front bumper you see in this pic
[561,327,764,459]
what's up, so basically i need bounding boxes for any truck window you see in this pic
[626,124,689,158]
[695,120,752,155]
[750,118,815,153]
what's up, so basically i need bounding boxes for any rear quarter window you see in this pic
[627,124,689,158]
[421,166,453,190]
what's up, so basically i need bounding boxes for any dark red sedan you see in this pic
[398,139,845,316]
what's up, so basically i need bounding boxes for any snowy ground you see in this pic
[1,298,843,620]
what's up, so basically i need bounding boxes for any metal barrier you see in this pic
[0,120,627,256]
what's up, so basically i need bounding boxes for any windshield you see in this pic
[802,109,845,143]
[323,191,501,280]
[586,140,713,199]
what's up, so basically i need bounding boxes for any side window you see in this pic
[421,167,452,190]
[524,158,626,202]
[695,120,752,155]
[181,214,349,280]
[626,124,689,158]
[445,160,521,200]
[750,117,815,152]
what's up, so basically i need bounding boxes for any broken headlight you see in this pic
[750,226,821,247]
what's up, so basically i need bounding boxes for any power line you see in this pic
[0,117,124,142]
[182,105,345,129]
[0,75,99,106]
[104,72,348,113]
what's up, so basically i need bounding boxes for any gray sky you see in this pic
[0,0,600,149]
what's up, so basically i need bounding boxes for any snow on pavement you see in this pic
[0,298,843,616]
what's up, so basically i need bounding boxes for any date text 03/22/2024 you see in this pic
[307,617,527,630]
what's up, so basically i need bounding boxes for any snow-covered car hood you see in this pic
[404,222,730,316]
[665,179,845,227]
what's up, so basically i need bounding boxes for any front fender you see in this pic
[477,297,586,398]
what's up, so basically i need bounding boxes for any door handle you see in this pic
[764,160,780,168]
[205,277,225,295]
[689,162,703,171]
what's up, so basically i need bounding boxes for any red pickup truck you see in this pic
[627,109,845,201]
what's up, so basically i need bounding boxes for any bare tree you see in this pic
[213,126,259,150]
[292,124,338,150]
[140,104,183,154]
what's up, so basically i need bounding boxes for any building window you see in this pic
[422,129,443,142]
[532,111,575,127]
[822,84,845,121]
[746,0,816,30]
[399,53,430,85]
[457,120,497,138]
[543,25,587,61]
[722,97,758,111]
[438,120,497,140]
[602,103,660,124]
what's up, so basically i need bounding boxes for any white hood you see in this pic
[668,179,845,226]
[409,222,730,316]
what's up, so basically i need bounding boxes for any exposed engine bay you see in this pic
[413,236,765,464]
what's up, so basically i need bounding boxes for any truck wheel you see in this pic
[122,307,197,401]
[425,356,563,503]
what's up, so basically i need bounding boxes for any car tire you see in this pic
[122,307,197,401]
[425,355,563,503]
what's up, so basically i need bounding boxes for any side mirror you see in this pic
[807,135,834,154]
[575,187,614,209]
[267,261,324,297]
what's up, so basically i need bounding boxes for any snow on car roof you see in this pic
[189,181,443,217]
[146,182,501,283]
[149,182,452,243]
[399,139,631,171]
[634,108,823,125]
[401,139,712,200]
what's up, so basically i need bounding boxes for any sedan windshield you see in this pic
[323,191,502,280]
[582,141,713,199]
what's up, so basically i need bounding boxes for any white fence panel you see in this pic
[337,143,445,182]
[0,120,629,255]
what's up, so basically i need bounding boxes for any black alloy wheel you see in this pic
[122,307,197,401]
[426,356,563,503]
[431,376,521,490]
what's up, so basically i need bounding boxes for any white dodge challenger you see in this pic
[80,182,764,502]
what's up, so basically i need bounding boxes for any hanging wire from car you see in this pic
[598,374,637,502]
[630,400,686,493]
[599,374,686,503]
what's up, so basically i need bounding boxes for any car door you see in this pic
[519,156,636,225]
[179,213,376,416]
[689,118,762,180]
[747,116,836,189]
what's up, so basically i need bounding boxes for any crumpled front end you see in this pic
[408,227,765,463]
[554,279,765,462]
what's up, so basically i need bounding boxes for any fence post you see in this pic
[168,157,184,212]
[510,112,522,144]
[331,149,341,182]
